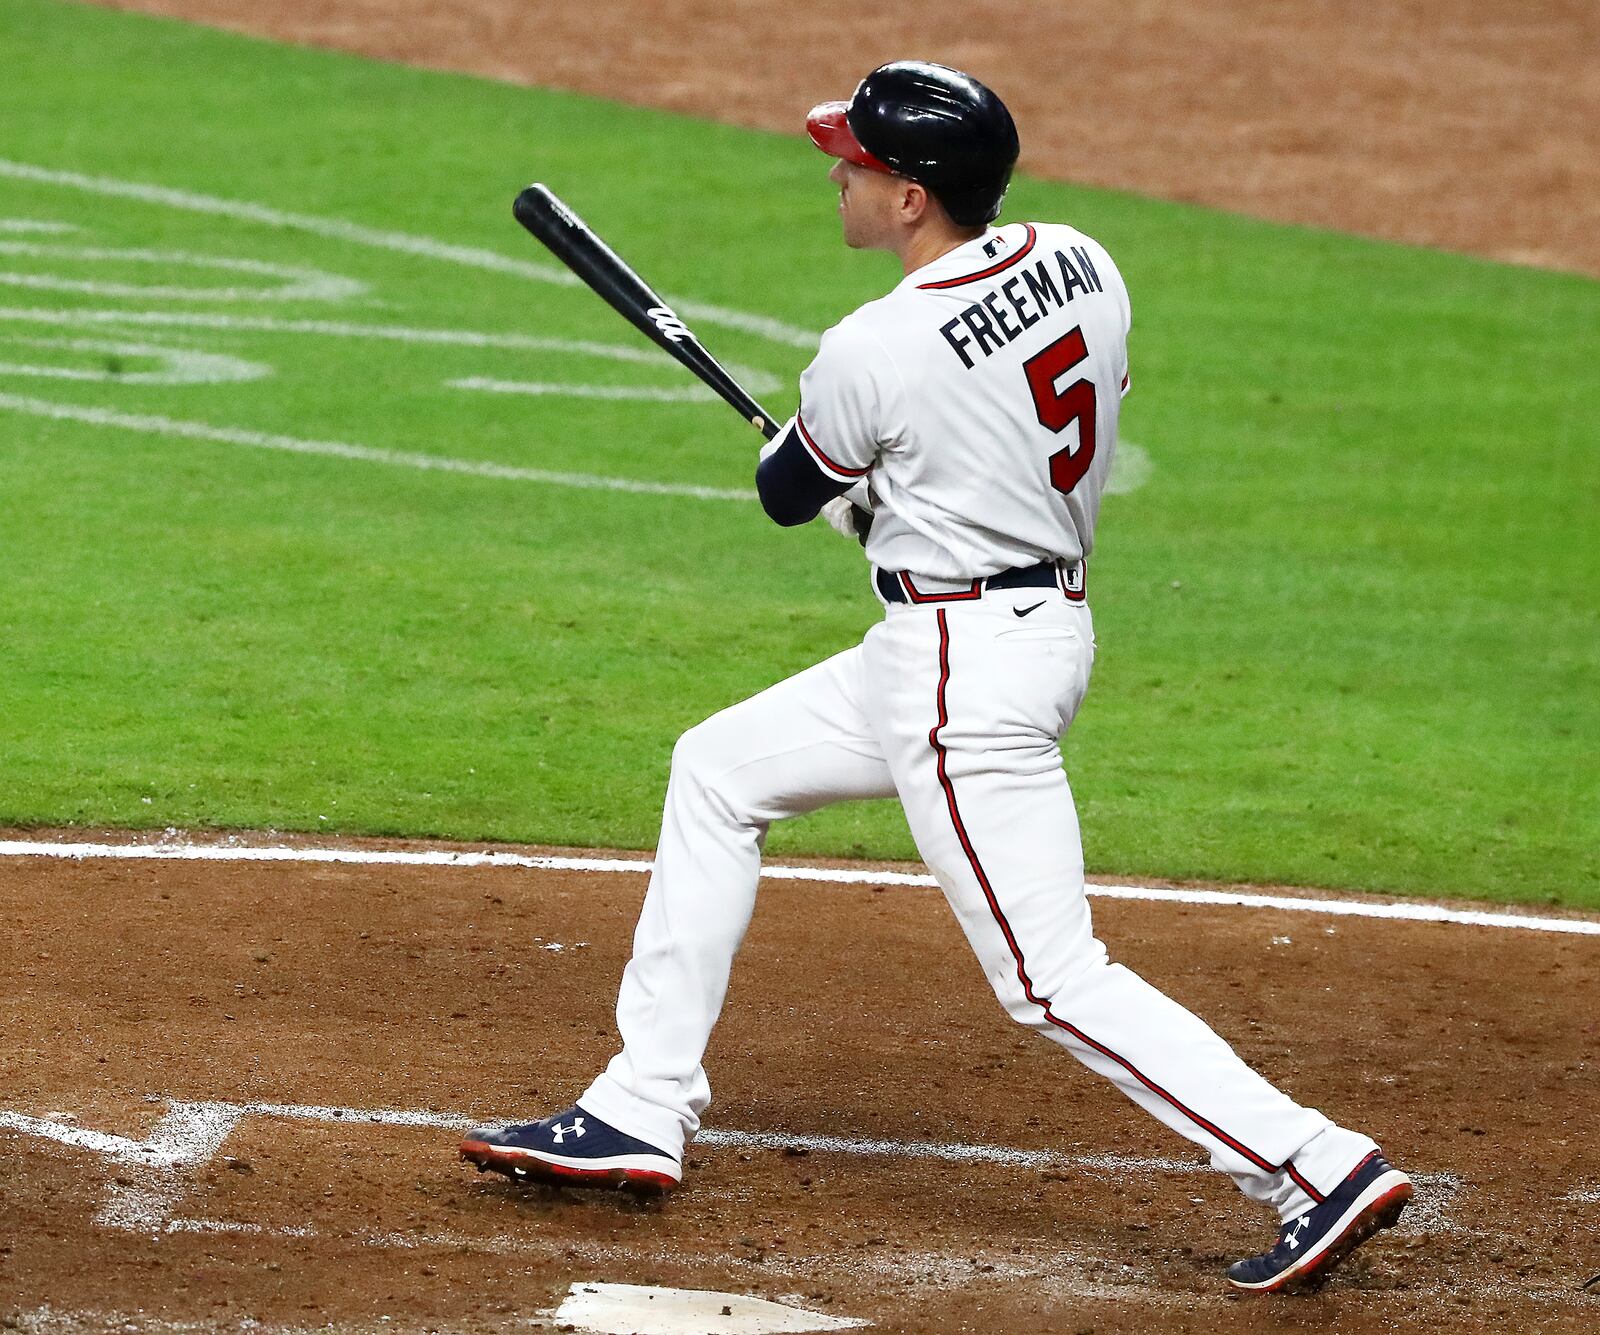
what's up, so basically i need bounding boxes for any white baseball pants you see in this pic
[580,587,1375,1219]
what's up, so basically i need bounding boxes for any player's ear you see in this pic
[900,179,932,225]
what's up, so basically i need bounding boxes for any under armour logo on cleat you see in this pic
[1285,1215,1312,1250]
[550,1117,586,1143]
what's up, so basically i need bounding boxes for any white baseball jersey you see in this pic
[785,221,1132,581]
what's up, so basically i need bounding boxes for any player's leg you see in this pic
[465,644,896,1184]
[865,598,1383,1222]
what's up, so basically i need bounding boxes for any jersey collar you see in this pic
[898,223,1033,292]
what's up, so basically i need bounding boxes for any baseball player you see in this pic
[463,62,1412,1293]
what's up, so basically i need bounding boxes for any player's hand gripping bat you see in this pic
[512,184,781,442]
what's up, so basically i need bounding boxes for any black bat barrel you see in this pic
[513,185,780,440]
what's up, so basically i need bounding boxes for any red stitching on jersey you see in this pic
[930,608,1288,1178]
[916,224,1039,290]
[796,414,870,478]
[899,571,983,604]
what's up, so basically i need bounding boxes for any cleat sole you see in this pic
[458,1138,678,1196]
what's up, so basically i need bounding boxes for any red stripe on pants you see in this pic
[928,608,1321,1198]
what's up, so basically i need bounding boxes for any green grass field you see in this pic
[0,0,1595,905]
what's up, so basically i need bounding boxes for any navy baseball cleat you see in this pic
[459,1105,681,1194]
[1226,1150,1413,1294]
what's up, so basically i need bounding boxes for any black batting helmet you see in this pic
[806,61,1020,227]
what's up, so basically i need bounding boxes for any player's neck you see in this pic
[896,223,986,277]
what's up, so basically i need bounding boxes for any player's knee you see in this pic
[670,724,715,784]
[670,722,745,817]
[995,985,1046,1031]
[989,941,1110,1030]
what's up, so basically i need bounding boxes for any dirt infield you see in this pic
[91,0,1600,278]
[3,834,1597,1331]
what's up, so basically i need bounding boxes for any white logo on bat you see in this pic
[647,306,692,343]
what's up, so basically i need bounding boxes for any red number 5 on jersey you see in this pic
[1023,326,1097,497]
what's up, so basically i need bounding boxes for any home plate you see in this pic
[550,1282,870,1334]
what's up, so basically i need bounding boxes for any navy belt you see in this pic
[876,562,1082,606]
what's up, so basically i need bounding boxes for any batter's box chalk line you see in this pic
[0,1094,1461,1245]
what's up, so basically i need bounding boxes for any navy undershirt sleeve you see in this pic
[755,423,856,527]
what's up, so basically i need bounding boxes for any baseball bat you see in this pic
[512,184,781,441]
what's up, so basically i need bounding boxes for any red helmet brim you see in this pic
[805,101,895,174]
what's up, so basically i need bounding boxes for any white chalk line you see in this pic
[8,1096,1154,1245]
[448,374,715,403]
[0,1097,1184,1178]
[0,241,366,302]
[0,304,784,394]
[0,159,817,349]
[0,1095,1461,1243]
[0,1100,245,1230]
[0,393,757,501]
[0,303,686,354]
[2,1310,302,1335]
[700,1126,1190,1173]
[0,333,271,385]
[0,218,80,233]
[2,836,1594,936]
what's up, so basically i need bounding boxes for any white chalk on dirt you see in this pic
[0,1099,246,1230]
[550,1283,869,1335]
[1,1092,1462,1264]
